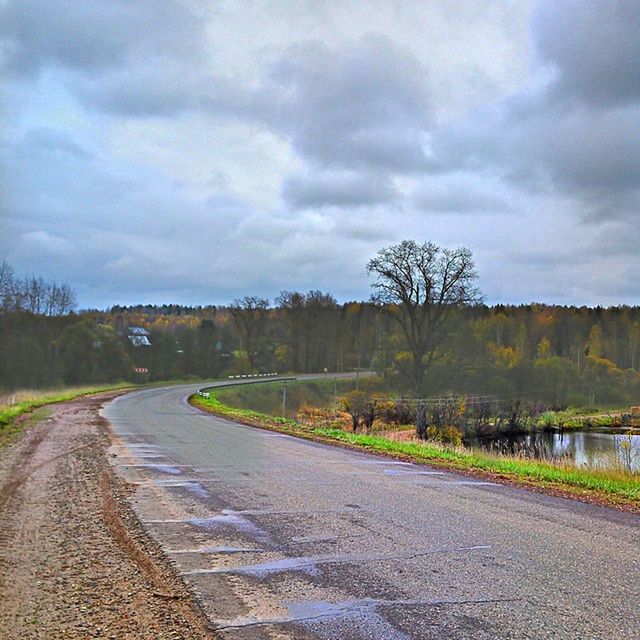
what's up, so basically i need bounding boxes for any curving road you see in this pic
[103,380,640,639]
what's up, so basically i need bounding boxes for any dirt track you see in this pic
[0,393,216,639]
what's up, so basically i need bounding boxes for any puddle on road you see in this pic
[168,545,263,555]
[127,454,166,459]
[120,463,184,475]
[123,443,159,449]
[133,480,211,496]
[188,512,271,542]
[181,481,210,498]
[127,478,220,487]
[291,534,338,544]
[214,596,482,636]
[185,555,321,578]
[416,480,500,487]
[353,460,414,466]
[215,594,513,633]
[183,545,491,578]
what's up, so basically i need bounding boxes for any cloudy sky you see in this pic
[1,0,639,308]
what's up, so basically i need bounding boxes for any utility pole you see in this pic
[281,383,287,418]
[333,376,338,418]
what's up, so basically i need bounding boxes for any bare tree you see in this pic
[54,283,76,315]
[229,296,269,368]
[0,263,76,316]
[367,240,481,393]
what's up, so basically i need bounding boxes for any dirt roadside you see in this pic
[0,392,217,639]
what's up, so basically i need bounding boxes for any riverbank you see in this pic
[191,391,640,512]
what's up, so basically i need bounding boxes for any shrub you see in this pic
[441,426,463,447]
[540,411,558,429]
[424,425,463,447]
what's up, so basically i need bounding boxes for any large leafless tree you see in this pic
[367,240,482,393]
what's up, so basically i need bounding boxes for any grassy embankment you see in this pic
[209,377,364,419]
[191,384,640,509]
[538,407,636,431]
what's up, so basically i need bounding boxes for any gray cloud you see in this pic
[282,170,398,209]
[412,174,513,214]
[20,127,93,160]
[258,35,433,173]
[1,127,373,307]
[2,1,639,307]
[0,0,205,77]
[533,0,640,107]
[2,3,435,180]
[429,2,640,223]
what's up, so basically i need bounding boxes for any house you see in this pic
[126,326,151,347]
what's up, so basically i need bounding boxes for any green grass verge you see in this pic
[192,391,640,507]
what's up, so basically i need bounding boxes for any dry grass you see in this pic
[0,384,132,427]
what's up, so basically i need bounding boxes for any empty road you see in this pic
[103,381,640,639]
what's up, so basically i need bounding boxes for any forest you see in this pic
[1,254,640,408]
[1,298,639,407]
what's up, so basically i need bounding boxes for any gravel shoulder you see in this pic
[0,392,217,639]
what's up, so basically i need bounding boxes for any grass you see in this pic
[192,390,640,508]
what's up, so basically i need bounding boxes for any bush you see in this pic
[539,411,558,429]
[378,397,414,425]
[441,426,463,447]
[424,425,463,446]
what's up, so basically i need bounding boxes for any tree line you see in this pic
[1,243,639,409]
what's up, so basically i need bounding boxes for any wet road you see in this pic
[103,381,640,639]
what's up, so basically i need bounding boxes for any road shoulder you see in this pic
[0,392,216,639]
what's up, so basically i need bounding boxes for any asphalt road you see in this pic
[103,381,640,639]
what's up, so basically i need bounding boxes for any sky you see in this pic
[1,0,639,309]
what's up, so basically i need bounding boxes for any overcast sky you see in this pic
[1,0,639,309]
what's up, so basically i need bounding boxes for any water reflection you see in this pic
[467,431,640,472]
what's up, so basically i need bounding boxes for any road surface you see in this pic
[103,381,640,639]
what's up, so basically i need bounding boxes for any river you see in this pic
[466,430,640,472]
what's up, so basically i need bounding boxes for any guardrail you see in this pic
[226,373,280,379]
[195,371,372,401]
[196,375,296,398]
